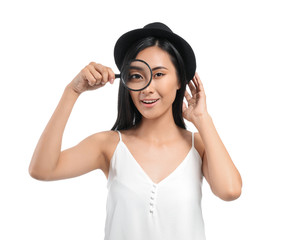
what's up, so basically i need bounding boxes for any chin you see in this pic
[140,113,161,120]
[137,107,172,121]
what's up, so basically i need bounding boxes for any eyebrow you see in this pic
[129,66,143,71]
[152,66,168,71]
[129,66,168,71]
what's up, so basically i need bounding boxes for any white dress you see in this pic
[104,131,206,240]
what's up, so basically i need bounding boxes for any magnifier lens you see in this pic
[121,60,152,91]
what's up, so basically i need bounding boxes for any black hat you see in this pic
[114,22,196,81]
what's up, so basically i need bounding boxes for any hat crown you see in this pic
[143,22,173,33]
[114,22,196,80]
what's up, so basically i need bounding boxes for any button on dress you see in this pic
[104,131,206,240]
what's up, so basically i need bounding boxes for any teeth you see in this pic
[142,99,157,104]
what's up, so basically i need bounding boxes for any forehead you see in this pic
[135,46,173,68]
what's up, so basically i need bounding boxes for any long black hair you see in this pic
[111,37,187,131]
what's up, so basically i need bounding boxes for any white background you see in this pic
[1,0,292,239]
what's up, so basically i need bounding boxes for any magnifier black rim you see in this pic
[121,59,153,92]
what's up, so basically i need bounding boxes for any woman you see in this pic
[29,22,242,240]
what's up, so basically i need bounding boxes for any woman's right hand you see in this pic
[68,62,116,94]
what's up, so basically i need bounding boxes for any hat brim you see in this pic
[114,28,196,81]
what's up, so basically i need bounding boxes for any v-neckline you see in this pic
[120,141,193,186]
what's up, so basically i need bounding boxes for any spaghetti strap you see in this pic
[116,130,122,142]
[192,132,194,148]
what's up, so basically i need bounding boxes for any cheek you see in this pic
[166,88,178,103]
[161,79,179,100]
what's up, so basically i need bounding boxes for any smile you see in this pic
[140,98,160,107]
[141,99,159,104]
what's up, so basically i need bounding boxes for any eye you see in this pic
[129,73,143,80]
[154,72,165,78]
[130,73,142,79]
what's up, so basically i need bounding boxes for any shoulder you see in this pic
[90,130,119,144]
[181,129,204,159]
[89,130,120,163]
[178,129,204,158]
[117,128,145,144]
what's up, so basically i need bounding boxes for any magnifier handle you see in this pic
[115,74,120,79]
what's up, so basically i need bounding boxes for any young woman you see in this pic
[29,22,242,240]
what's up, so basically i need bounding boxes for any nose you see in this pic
[141,79,155,95]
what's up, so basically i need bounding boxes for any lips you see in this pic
[140,98,160,107]
[141,99,159,104]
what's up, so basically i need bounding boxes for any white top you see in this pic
[104,131,206,240]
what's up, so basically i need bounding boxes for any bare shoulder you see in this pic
[177,129,204,158]
[91,130,120,162]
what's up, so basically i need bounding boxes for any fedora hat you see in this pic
[114,22,196,81]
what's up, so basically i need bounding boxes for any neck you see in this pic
[135,109,183,144]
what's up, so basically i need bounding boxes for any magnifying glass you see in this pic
[115,59,152,91]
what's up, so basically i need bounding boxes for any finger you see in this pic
[91,63,108,85]
[107,67,116,84]
[88,65,102,85]
[195,72,200,80]
[194,72,205,92]
[182,101,187,113]
[188,79,197,96]
[84,68,97,86]
[184,90,192,101]
[98,64,109,85]
[191,75,199,90]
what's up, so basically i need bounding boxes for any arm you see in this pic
[194,113,242,201]
[183,73,242,201]
[29,62,116,181]
[29,85,79,180]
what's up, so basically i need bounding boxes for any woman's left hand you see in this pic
[182,72,208,123]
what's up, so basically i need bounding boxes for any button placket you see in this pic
[149,184,157,214]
